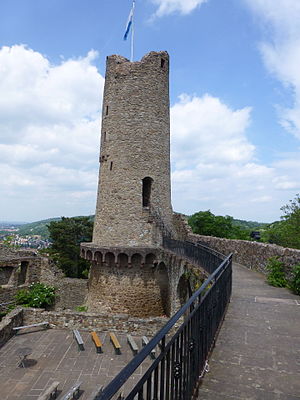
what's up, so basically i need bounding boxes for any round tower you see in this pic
[93,51,173,247]
[81,52,174,317]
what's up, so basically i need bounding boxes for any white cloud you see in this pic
[0,45,104,221]
[151,0,207,18]
[170,94,300,221]
[243,0,300,138]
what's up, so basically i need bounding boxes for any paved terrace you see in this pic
[0,329,153,400]
[198,263,300,400]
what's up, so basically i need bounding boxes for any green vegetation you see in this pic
[265,257,300,295]
[75,305,88,312]
[47,216,93,278]
[188,210,259,240]
[290,265,300,295]
[265,194,300,250]
[15,283,56,308]
[17,217,61,238]
[265,257,287,287]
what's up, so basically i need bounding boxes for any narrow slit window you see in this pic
[142,177,153,207]
[106,105,109,115]
[161,58,165,68]
[110,161,113,171]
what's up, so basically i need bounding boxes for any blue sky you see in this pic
[0,0,300,223]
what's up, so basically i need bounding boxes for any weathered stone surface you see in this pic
[92,51,174,248]
[23,307,167,336]
[0,307,23,347]
[188,234,300,275]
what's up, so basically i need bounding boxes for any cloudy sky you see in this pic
[1,0,300,223]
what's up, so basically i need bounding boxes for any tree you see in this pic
[188,210,250,240]
[47,216,93,278]
[267,194,300,249]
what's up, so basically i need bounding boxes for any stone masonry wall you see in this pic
[92,51,173,248]
[0,308,23,347]
[23,308,167,336]
[87,263,167,317]
[188,233,300,275]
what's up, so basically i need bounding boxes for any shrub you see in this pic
[265,257,287,287]
[75,305,88,312]
[289,265,300,295]
[15,283,55,308]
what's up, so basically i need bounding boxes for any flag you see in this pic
[123,1,135,41]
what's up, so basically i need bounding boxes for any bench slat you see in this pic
[91,331,102,353]
[142,336,156,359]
[73,329,84,351]
[127,334,138,355]
[13,322,49,331]
[110,332,121,354]
[37,381,59,400]
[61,382,82,400]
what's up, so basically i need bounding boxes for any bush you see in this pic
[15,283,56,308]
[266,257,287,288]
[75,305,88,312]
[289,265,300,295]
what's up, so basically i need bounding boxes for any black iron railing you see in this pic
[163,237,226,275]
[96,240,232,400]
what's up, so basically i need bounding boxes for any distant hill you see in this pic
[17,217,62,238]
[231,218,269,230]
[17,215,95,238]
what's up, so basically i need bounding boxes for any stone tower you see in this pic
[81,51,175,317]
[93,51,173,247]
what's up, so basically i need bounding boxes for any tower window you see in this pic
[142,177,153,207]
[110,161,113,171]
[161,58,165,68]
[106,105,109,115]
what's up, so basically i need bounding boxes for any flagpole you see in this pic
[131,0,135,62]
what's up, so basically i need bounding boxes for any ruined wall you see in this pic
[188,233,300,274]
[92,51,173,248]
[23,308,167,336]
[0,308,23,347]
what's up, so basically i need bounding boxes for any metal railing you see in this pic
[96,240,232,400]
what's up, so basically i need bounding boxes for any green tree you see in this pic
[47,216,93,278]
[266,194,300,249]
[188,210,250,240]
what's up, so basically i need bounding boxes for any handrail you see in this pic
[97,239,233,400]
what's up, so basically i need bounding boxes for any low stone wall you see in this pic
[188,233,300,275]
[0,308,23,347]
[23,307,167,336]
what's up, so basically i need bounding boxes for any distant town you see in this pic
[0,221,51,249]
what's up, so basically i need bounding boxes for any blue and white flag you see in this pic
[123,1,135,41]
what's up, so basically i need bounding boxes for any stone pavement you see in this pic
[0,329,152,399]
[198,263,300,400]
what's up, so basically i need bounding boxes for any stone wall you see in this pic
[0,308,23,347]
[92,51,173,248]
[23,308,167,336]
[87,262,167,317]
[188,233,300,275]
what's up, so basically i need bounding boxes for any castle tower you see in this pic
[93,51,173,247]
[81,52,174,317]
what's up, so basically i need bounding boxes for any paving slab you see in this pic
[198,263,300,400]
[0,328,153,399]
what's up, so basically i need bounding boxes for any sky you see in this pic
[0,0,300,223]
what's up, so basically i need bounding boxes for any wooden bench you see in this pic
[61,381,82,400]
[91,331,102,353]
[73,329,84,351]
[110,332,121,354]
[37,381,60,400]
[127,334,138,355]
[142,336,156,359]
[13,322,49,332]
